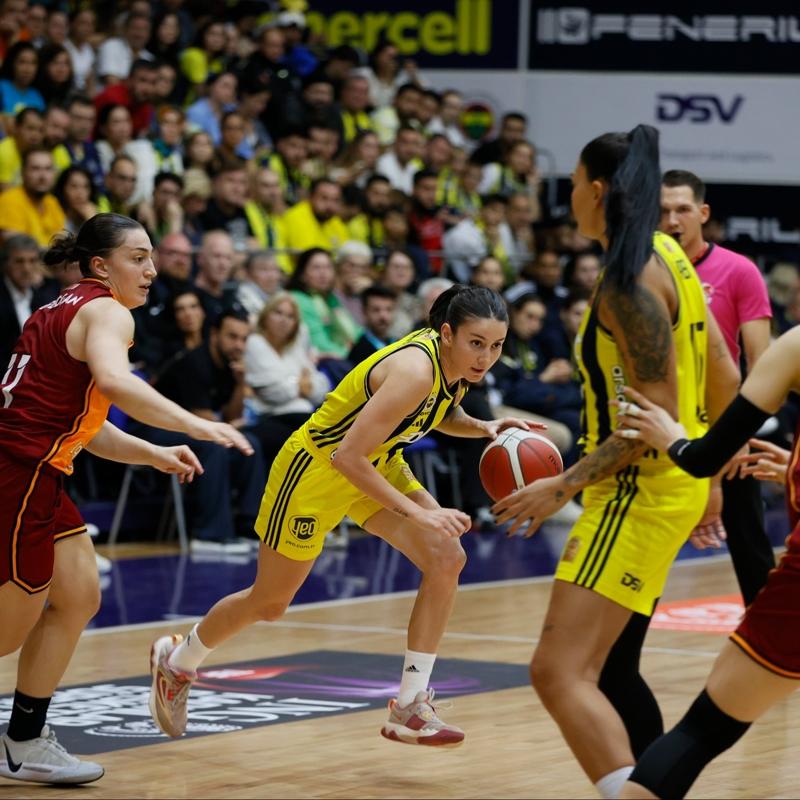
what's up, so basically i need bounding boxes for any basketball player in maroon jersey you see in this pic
[614,326,800,797]
[0,213,253,785]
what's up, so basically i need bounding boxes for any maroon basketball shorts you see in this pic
[731,526,800,678]
[0,452,86,594]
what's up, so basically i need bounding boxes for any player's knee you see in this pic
[529,648,566,705]
[251,598,290,622]
[421,537,466,578]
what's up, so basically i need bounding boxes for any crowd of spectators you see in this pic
[1,0,797,545]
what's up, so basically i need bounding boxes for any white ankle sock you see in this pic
[595,766,634,799]
[397,650,436,707]
[168,624,212,673]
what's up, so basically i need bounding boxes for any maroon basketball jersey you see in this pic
[0,278,114,475]
[786,419,800,531]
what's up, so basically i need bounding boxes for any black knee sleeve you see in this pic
[599,613,664,758]
[629,690,751,799]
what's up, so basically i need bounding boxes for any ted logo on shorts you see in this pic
[290,516,318,540]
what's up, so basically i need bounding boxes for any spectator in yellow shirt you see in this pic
[0,147,66,245]
[0,107,44,191]
[282,178,350,267]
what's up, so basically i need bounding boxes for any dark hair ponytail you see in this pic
[580,124,660,293]
[428,284,508,332]
[43,213,143,277]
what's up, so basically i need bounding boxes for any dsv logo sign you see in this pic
[656,94,744,124]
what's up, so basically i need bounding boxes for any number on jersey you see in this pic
[2,353,31,408]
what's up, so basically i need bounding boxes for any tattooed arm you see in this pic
[492,258,677,532]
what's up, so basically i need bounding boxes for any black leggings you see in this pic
[599,611,663,759]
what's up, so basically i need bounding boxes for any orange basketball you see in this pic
[479,428,563,502]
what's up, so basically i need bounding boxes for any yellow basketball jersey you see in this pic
[574,232,709,474]
[298,328,464,463]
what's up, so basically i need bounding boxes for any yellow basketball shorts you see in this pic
[254,434,424,560]
[555,464,709,615]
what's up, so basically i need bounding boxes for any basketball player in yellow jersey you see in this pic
[493,125,741,798]
[149,285,536,746]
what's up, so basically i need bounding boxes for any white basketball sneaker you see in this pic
[0,726,104,784]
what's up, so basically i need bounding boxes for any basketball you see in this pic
[479,427,564,502]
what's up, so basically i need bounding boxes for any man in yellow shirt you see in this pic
[0,148,66,246]
[281,178,350,267]
[0,108,45,191]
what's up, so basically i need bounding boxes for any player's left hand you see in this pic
[689,484,726,549]
[482,417,544,440]
[491,475,571,538]
[150,445,203,484]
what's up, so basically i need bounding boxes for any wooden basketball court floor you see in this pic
[1,552,798,799]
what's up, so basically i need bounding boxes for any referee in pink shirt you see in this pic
[660,169,774,604]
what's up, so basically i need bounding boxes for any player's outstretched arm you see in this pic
[436,406,540,439]
[78,299,253,454]
[86,421,203,483]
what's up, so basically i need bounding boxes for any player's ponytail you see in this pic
[428,284,508,332]
[580,124,660,294]
[43,213,143,277]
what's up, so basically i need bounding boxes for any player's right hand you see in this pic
[413,507,471,538]
[188,418,254,455]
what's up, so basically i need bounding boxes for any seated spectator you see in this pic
[564,250,601,293]
[282,177,350,259]
[136,171,184,243]
[479,140,541,214]
[378,249,421,339]
[148,11,181,68]
[260,127,309,206]
[52,96,104,192]
[375,124,424,194]
[470,255,506,293]
[443,193,509,283]
[96,11,154,86]
[330,129,381,189]
[211,110,249,172]
[348,285,397,365]
[376,204,430,278]
[184,130,215,174]
[334,240,374,325]
[347,173,391,249]
[45,9,68,46]
[131,307,265,552]
[491,284,580,463]
[65,9,97,93]
[0,234,59,368]
[275,11,318,78]
[245,291,329,419]
[287,247,361,362]
[198,163,255,245]
[500,192,536,278]
[554,288,591,359]
[158,288,207,366]
[470,111,528,166]
[53,164,98,233]
[0,42,45,120]
[523,248,570,346]
[97,154,138,216]
[243,166,290,272]
[408,168,446,274]
[437,158,482,223]
[279,72,337,134]
[417,88,441,134]
[371,82,424,146]
[0,148,65,245]
[767,261,800,335]
[34,44,73,107]
[43,105,70,157]
[358,40,422,110]
[236,73,273,160]
[428,89,468,149]
[304,121,341,182]
[414,275,453,329]
[185,70,238,146]
[237,250,284,323]
[0,107,44,190]
[151,105,185,175]
[95,105,158,205]
[337,73,375,145]
[179,20,227,102]
[194,229,238,323]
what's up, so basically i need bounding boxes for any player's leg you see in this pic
[0,583,47,657]
[362,487,467,746]
[622,643,795,799]
[150,544,316,738]
[530,580,635,795]
[0,532,104,785]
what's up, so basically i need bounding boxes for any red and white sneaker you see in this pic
[380,689,464,747]
[148,634,195,738]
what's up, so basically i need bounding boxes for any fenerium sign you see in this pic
[530,7,800,72]
[305,0,520,69]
